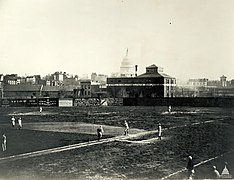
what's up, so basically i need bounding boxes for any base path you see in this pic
[0,132,153,163]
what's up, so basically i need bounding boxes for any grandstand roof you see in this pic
[4,85,42,92]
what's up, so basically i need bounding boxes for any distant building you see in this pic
[3,84,76,99]
[25,75,42,85]
[63,78,79,86]
[3,84,43,98]
[177,75,234,97]
[188,78,208,88]
[42,85,75,98]
[90,73,108,87]
[74,80,105,98]
[45,72,79,86]
[97,74,108,85]
[220,75,227,87]
[107,64,176,98]
[230,79,234,86]
[50,72,67,86]
[110,72,121,78]
[3,74,21,85]
[120,49,134,77]
[80,80,91,98]
[91,73,98,82]
[207,80,220,87]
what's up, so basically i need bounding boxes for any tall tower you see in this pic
[120,49,134,77]
[220,75,227,87]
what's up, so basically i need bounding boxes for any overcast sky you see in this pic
[0,0,234,80]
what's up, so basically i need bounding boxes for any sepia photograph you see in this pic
[0,0,234,179]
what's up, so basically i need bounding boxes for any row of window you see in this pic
[81,85,91,89]
[166,79,176,84]
[109,79,176,84]
[82,91,91,96]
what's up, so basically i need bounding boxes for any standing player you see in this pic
[39,107,43,113]
[168,105,172,113]
[212,166,220,179]
[124,120,129,136]
[11,116,16,127]
[186,156,195,179]
[2,134,6,151]
[97,125,104,140]
[18,117,22,129]
[158,123,162,140]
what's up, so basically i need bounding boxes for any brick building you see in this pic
[107,64,176,98]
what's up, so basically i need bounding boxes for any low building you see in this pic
[74,80,105,98]
[107,64,176,98]
[42,85,76,98]
[188,78,208,88]
[91,73,98,82]
[3,74,21,85]
[80,80,91,98]
[3,84,43,98]
[3,84,76,99]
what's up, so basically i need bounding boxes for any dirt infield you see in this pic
[23,122,146,136]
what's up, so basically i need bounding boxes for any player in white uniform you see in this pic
[11,116,16,127]
[2,134,6,151]
[18,117,22,129]
[168,105,172,113]
[124,120,129,136]
[39,107,42,113]
[158,123,162,140]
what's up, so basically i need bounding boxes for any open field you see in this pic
[0,106,234,179]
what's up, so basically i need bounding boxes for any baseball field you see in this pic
[0,106,234,179]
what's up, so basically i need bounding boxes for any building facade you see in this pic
[188,78,208,88]
[80,80,91,98]
[220,75,227,87]
[107,64,176,98]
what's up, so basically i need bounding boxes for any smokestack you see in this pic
[135,65,138,77]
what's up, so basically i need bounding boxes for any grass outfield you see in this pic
[0,106,234,179]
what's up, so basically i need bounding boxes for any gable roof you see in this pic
[137,72,174,78]
[147,64,158,68]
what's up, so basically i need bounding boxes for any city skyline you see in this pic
[0,0,234,81]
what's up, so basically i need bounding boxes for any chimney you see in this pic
[135,65,138,77]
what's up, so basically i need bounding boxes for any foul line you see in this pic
[161,150,234,179]
[0,135,129,162]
